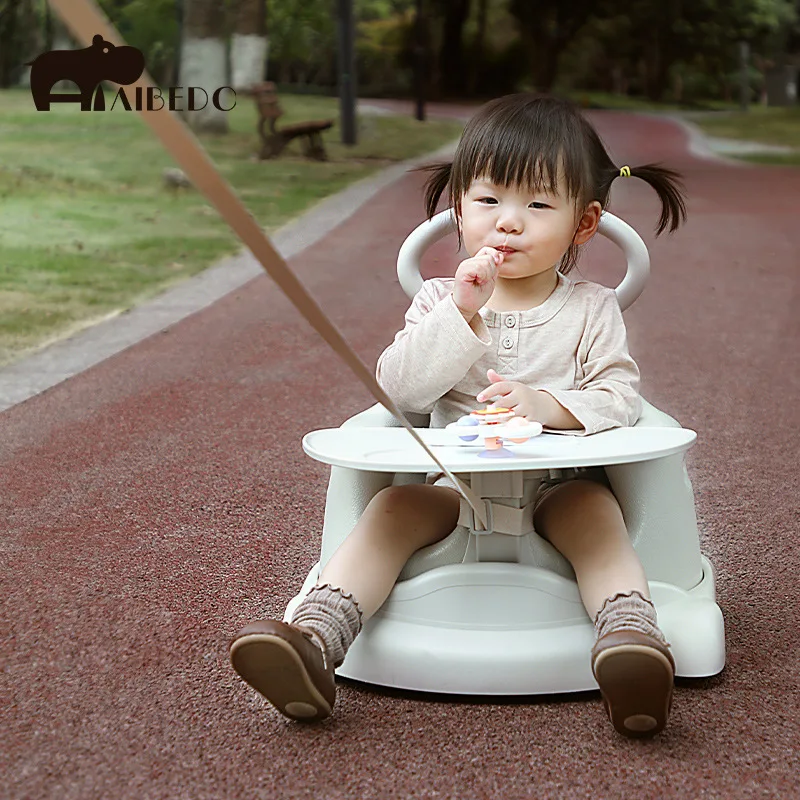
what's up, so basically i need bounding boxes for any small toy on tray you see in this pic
[445,406,543,458]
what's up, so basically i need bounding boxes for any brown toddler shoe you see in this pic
[230,619,336,722]
[591,629,675,738]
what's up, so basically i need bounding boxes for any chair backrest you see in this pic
[251,81,283,121]
[396,209,650,312]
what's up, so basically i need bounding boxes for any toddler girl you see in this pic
[230,93,687,738]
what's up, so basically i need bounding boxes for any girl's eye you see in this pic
[530,202,550,210]
[476,197,497,204]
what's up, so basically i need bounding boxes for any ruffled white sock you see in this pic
[594,590,669,647]
[289,584,363,667]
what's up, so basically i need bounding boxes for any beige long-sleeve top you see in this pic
[376,273,642,435]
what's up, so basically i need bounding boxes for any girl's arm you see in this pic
[537,290,642,434]
[376,280,491,414]
[477,290,640,434]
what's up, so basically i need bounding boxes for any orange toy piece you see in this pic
[470,406,515,450]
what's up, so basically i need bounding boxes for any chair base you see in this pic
[285,557,725,695]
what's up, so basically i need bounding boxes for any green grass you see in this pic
[688,105,800,147]
[731,151,800,165]
[565,91,800,166]
[563,91,683,111]
[688,105,800,165]
[562,90,739,112]
[0,88,463,365]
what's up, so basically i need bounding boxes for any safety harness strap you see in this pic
[51,0,489,529]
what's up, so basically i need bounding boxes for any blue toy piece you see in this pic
[456,415,479,441]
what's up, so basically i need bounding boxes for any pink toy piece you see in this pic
[506,415,531,444]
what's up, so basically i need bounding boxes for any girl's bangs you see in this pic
[452,105,589,204]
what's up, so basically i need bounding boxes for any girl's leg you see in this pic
[289,483,460,665]
[230,484,460,721]
[317,483,461,618]
[533,479,674,739]
[532,478,648,618]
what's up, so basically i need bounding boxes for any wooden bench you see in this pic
[249,82,334,161]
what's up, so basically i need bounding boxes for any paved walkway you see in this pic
[3,105,799,799]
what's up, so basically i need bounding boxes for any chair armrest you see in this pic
[637,397,681,429]
[340,403,430,429]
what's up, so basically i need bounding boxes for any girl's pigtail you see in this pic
[412,162,452,220]
[620,163,687,235]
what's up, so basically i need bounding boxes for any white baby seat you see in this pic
[288,210,726,695]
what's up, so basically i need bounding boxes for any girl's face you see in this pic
[458,176,600,280]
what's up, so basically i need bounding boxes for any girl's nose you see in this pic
[496,209,523,234]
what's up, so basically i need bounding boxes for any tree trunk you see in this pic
[644,33,675,103]
[17,0,42,86]
[521,21,565,93]
[535,37,562,93]
[510,0,594,94]
[436,0,470,97]
[0,0,22,88]
[180,0,229,133]
[230,0,268,91]
[1,0,41,88]
[467,0,487,96]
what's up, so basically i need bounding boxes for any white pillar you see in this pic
[230,33,268,91]
[180,36,229,133]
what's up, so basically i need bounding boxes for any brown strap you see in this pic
[49,0,486,528]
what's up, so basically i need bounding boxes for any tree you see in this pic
[433,0,471,96]
[269,0,336,86]
[0,0,24,87]
[1,0,46,88]
[99,0,181,86]
[467,0,488,95]
[508,0,596,92]
[180,0,229,132]
[230,0,268,91]
[619,0,798,101]
[267,0,336,86]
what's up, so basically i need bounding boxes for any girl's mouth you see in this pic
[496,246,517,254]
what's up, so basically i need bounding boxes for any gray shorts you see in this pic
[531,466,610,513]
[429,466,609,522]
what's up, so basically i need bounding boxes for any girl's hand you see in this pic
[453,247,504,321]
[476,369,548,420]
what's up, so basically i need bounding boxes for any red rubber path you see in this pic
[2,106,799,798]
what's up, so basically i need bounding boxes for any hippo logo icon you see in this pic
[26,34,145,111]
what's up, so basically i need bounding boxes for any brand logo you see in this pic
[26,34,235,112]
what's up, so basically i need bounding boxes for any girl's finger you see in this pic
[489,392,517,410]
[476,383,510,402]
[476,246,503,266]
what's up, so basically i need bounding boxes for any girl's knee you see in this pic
[534,479,622,544]
[371,483,457,513]
[366,484,460,543]
[543,478,617,515]
[369,484,420,516]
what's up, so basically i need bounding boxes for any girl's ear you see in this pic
[573,201,602,245]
